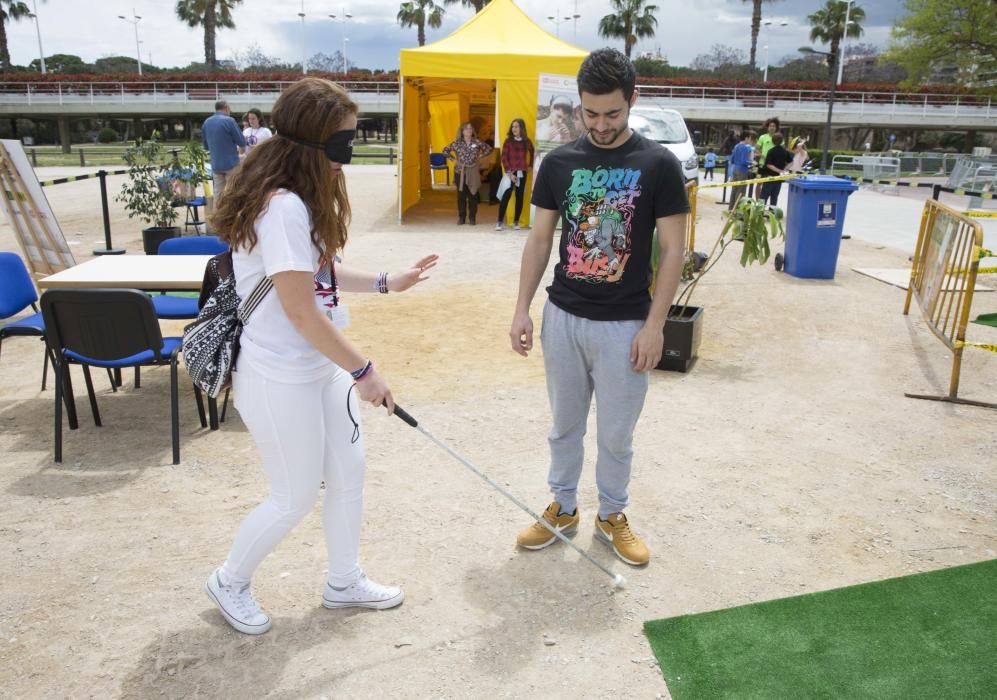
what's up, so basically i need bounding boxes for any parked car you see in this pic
[629,106,699,182]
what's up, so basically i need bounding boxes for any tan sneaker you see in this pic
[595,513,650,566]
[516,502,579,550]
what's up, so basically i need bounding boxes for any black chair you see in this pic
[40,289,208,465]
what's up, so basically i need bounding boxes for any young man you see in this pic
[201,100,246,202]
[728,130,757,210]
[509,48,689,566]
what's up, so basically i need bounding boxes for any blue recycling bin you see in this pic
[783,175,859,279]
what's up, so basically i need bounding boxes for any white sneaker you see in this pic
[513,224,521,231]
[205,569,272,635]
[322,572,404,610]
[495,222,503,231]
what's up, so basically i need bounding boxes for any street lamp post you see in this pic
[837,0,855,85]
[298,1,307,75]
[117,9,142,76]
[761,19,788,82]
[547,9,580,38]
[31,0,45,74]
[329,10,353,76]
[800,45,842,173]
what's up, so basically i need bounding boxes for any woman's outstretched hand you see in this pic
[388,254,439,293]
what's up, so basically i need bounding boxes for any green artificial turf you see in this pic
[973,313,997,328]
[644,559,997,699]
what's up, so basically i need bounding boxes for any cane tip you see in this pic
[613,574,626,589]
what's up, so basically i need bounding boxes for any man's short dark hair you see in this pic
[577,48,636,101]
[743,129,758,140]
[215,100,228,112]
[772,132,784,146]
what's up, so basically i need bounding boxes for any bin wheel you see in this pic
[774,252,784,272]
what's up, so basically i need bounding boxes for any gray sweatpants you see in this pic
[540,300,649,519]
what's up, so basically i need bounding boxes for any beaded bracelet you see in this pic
[351,359,374,381]
[373,272,389,294]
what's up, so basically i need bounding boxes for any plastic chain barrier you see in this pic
[856,177,935,188]
[39,169,130,187]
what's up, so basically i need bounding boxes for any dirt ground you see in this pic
[1,166,995,699]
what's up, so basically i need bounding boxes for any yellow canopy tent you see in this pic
[398,0,587,222]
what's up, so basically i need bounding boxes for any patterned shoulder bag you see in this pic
[182,250,272,398]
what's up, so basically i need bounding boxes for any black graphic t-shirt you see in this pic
[531,131,690,321]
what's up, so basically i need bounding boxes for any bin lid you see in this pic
[788,174,859,192]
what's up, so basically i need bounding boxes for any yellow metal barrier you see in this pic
[903,199,995,409]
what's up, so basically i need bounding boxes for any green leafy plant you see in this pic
[115,134,179,229]
[671,197,785,316]
[97,127,118,143]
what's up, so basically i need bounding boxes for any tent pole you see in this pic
[397,75,404,225]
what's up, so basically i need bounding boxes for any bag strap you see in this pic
[236,275,273,324]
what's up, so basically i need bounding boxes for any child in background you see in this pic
[703,147,717,181]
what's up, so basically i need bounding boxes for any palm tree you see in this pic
[398,0,446,47]
[0,0,32,72]
[742,0,782,70]
[809,0,865,77]
[597,0,658,59]
[444,0,490,11]
[175,0,243,71]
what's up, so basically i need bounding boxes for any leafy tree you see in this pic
[598,0,658,59]
[397,0,446,47]
[808,0,866,77]
[93,55,157,74]
[742,0,783,69]
[28,53,91,73]
[885,0,997,85]
[691,44,746,71]
[308,51,350,73]
[175,0,243,71]
[771,54,832,81]
[1,0,33,72]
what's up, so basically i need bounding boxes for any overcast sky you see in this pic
[8,0,907,72]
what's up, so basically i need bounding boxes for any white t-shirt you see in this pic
[233,191,334,383]
[242,126,273,151]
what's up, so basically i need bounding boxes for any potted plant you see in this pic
[654,197,785,372]
[116,134,181,255]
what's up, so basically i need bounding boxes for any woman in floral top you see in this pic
[442,121,493,225]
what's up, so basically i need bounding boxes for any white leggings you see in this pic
[220,363,365,588]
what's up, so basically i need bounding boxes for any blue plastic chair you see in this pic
[429,152,450,185]
[40,289,208,465]
[0,251,50,389]
[151,236,229,320]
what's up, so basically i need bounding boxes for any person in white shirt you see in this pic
[204,77,438,636]
[241,108,273,155]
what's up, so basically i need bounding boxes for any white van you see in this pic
[629,107,699,182]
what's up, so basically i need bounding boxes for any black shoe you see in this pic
[469,218,476,225]
[458,217,465,225]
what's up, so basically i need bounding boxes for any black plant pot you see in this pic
[142,226,181,255]
[656,304,704,373]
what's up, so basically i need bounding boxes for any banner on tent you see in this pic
[534,73,582,171]
[0,140,75,277]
